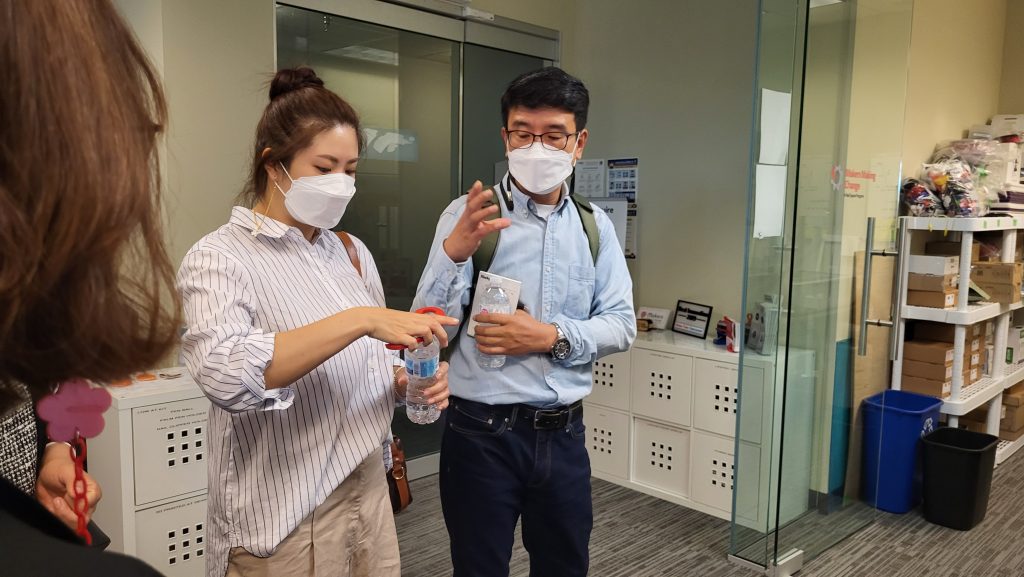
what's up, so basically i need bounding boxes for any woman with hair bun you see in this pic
[177,67,456,577]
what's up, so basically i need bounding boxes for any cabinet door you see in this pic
[588,350,631,411]
[135,494,208,577]
[631,349,693,426]
[133,396,209,505]
[693,360,765,443]
[583,404,630,479]
[632,418,690,497]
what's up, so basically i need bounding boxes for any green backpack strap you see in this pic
[570,193,600,264]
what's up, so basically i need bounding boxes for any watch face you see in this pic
[553,339,571,360]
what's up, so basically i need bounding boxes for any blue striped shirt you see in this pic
[178,207,395,577]
[413,175,636,407]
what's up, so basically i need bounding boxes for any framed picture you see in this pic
[672,300,713,339]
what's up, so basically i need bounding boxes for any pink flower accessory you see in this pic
[36,379,112,545]
[36,379,112,442]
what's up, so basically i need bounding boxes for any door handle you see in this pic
[858,217,896,357]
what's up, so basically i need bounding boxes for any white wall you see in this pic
[902,0,1007,171]
[116,0,276,270]
[999,0,1024,114]
[570,0,758,321]
[473,0,577,70]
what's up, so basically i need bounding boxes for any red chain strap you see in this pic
[70,434,91,545]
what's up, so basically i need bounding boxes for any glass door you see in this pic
[277,4,461,468]
[276,2,556,476]
[731,0,915,571]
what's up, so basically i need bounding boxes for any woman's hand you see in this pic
[393,362,450,410]
[355,308,458,350]
[424,362,451,410]
[35,443,102,531]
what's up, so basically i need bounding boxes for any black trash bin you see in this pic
[922,427,999,530]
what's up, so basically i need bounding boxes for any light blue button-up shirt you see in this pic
[413,174,636,407]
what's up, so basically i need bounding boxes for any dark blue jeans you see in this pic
[440,397,592,577]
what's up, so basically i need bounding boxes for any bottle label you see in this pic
[406,356,438,379]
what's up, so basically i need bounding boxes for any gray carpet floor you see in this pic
[395,450,1024,576]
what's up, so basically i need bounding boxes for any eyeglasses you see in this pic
[505,130,578,151]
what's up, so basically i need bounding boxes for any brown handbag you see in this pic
[386,436,413,513]
[335,231,413,514]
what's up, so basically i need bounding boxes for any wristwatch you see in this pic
[550,323,571,361]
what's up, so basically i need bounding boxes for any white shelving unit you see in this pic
[893,216,1021,465]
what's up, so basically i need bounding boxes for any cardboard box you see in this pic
[927,241,980,262]
[968,351,982,367]
[975,281,1022,304]
[907,289,957,309]
[907,274,958,292]
[901,376,951,399]
[903,340,979,366]
[913,321,982,342]
[909,255,959,276]
[972,262,1024,285]
[902,359,971,381]
[1004,383,1024,407]
[1004,404,1024,432]
[960,419,1024,441]
[1001,426,1024,442]
[959,419,987,434]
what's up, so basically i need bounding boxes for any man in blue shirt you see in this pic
[413,67,636,577]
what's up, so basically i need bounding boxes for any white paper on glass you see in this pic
[759,89,792,165]
[754,164,787,239]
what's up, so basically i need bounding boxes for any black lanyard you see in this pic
[496,172,576,213]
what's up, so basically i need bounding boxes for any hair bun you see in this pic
[269,67,324,101]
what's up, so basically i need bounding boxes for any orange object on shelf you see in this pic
[135,372,157,382]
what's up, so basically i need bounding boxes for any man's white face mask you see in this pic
[507,136,580,193]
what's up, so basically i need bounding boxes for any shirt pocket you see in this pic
[565,264,595,319]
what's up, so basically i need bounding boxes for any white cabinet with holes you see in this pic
[585,331,814,524]
[583,405,630,479]
[631,350,692,426]
[589,351,631,411]
[90,369,210,577]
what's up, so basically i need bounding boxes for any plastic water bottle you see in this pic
[477,285,512,369]
[387,307,445,425]
[405,337,441,424]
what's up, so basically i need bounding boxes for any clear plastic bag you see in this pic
[900,178,943,217]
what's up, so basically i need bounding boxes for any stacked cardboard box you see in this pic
[960,381,1024,442]
[971,262,1023,304]
[908,255,960,309]
[901,338,981,399]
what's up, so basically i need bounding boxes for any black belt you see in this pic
[515,399,583,430]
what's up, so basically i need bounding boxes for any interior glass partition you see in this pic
[731,0,915,571]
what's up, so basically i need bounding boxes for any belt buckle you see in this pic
[532,408,565,430]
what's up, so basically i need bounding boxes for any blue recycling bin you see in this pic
[862,390,943,513]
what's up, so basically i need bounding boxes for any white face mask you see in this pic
[507,136,579,194]
[274,163,356,229]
